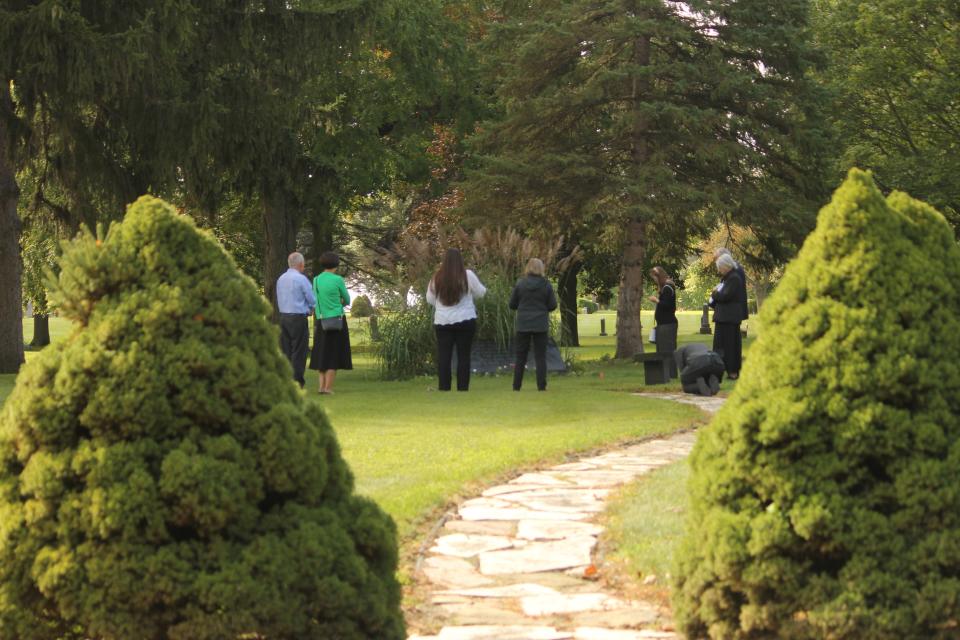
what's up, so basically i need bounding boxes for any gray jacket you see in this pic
[509,275,558,333]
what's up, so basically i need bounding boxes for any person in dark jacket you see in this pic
[509,258,558,391]
[714,247,749,321]
[709,253,746,378]
[675,343,724,396]
[648,266,678,376]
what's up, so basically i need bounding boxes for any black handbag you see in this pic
[320,316,343,331]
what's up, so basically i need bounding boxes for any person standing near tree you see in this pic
[709,253,746,379]
[714,247,749,321]
[648,266,679,372]
[310,251,352,395]
[509,258,558,391]
[276,252,316,388]
[426,248,486,391]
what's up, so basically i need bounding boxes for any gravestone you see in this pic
[699,303,712,334]
[452,338,567,374]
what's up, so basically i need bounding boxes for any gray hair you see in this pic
[713,246,732,259]
[716,253,737,272]
[287,252,305,269]
[525,258,545,277]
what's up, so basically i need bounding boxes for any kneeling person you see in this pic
[675,343,724,396]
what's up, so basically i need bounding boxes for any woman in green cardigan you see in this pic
[309,251,352,394]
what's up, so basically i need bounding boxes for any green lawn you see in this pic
[602,460,690,589]
[4,314,720,539]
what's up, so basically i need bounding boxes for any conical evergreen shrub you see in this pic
[0,197,404,639]
[674,169,960,638]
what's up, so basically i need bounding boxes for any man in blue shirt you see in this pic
[276,252,316,388]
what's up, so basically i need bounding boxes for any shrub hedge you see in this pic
[0,197,404,639]
[674,170,960,638]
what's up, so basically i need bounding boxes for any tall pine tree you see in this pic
[464,0,830,357]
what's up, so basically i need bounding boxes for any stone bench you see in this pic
[634,352,676,385]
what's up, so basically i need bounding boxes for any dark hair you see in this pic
[432,248,468,306]
[319,251,340,270]
[650,266,674,289]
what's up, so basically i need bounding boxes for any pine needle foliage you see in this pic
[463,0,831,357]
[0,197,404,639]
[673,170,960,638]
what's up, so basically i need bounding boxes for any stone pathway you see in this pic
[408,393,725,640]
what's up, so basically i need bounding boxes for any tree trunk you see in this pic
[0,84,24,373]
[262,191,301,319]
[309,204,334,279]
[30,314,50,348]
[558,260,581,347]
[615,29,651,359]
[615,218,647,359]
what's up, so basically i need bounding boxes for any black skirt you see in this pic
[712,322,742,375]
[309,316,353,371]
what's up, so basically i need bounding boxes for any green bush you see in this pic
[350,294,375,317]
[0,197,404,639]
[577,298,599,314]
[673,170,960,638]
[376,302,436,379]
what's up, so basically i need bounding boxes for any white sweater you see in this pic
[426,270,487,325]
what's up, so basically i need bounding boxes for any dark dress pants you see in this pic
[280,313,309,387]
[513,331,548,391]
[436,319,476,391]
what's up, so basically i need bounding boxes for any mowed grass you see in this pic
[4,314,710,538]
[602,460,690,588]
[312,362,702,536]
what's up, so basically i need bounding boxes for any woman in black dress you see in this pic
[709,253,746,379]
[648,266,679,369]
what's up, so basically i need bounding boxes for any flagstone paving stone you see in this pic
[443,520,517,536]
[459,505,593,522]
[431,534,517,558]
[573,629,677,639]
[520,593,625,616]
[422,556,496,589]
[516,520,604,540]
[408,393,723,640]
[510,473,576,486]
[497,489,610,513]
[438,584,563,599]
[478,536,597,575]
[436,626,574,640]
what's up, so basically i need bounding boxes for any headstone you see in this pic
[599,318,607,336]
[451,339,567,374]
[699,303,712,334]
[634,353,672,385]
[368,315,381,341]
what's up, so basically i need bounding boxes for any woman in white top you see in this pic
[426,248,487,391]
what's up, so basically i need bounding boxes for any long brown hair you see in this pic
[650,266,675,289]
[432,248,468,305]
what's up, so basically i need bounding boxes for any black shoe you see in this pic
[695,377,711,396]
[708,374,720,396]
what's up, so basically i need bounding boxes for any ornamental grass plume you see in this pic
[0,196,404,639]
[674,169,960,638]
